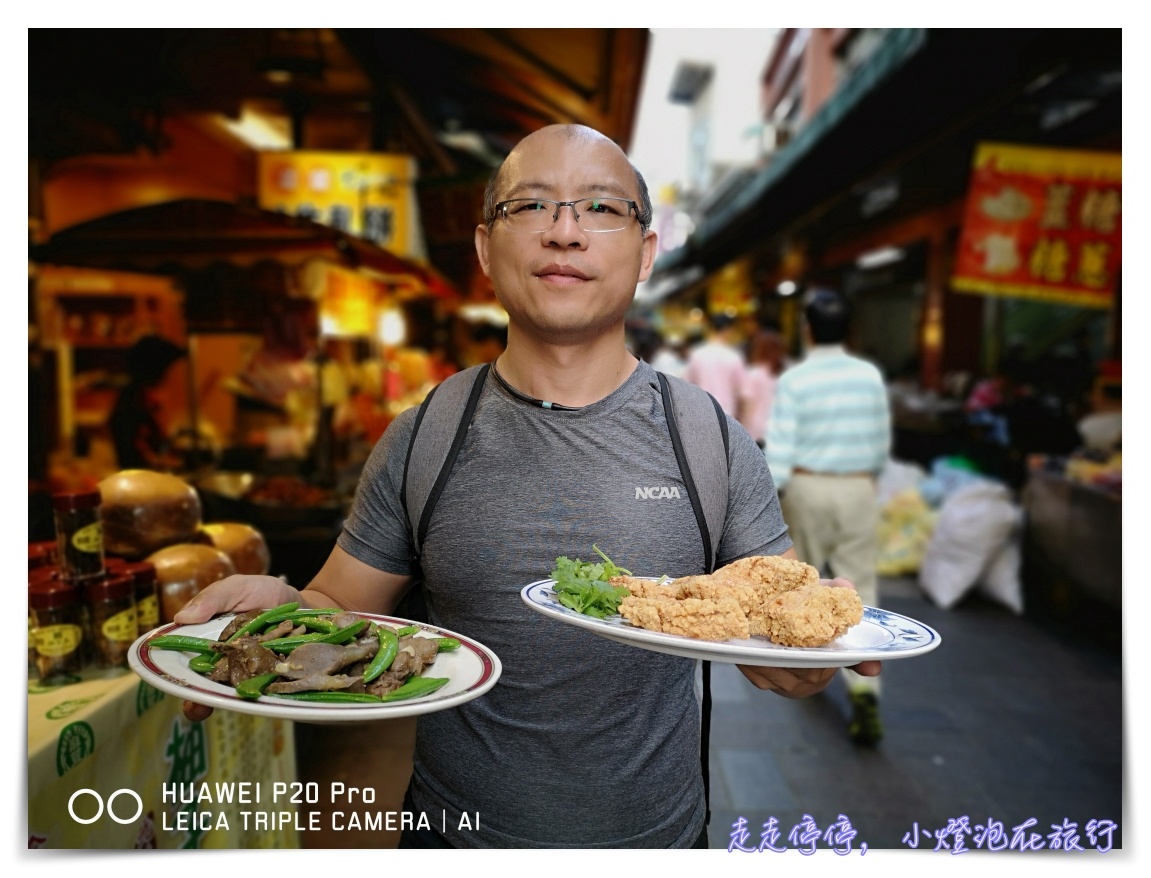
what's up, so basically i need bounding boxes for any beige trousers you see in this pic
[780,473,880,696]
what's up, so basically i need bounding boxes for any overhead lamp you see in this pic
[776,280,798,296]
[855,246,905,270]
[218,106,292,150]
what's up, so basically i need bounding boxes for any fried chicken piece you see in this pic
[609,575,682,600]
[676,579,760,616]
[707,555,820,600]
[761,585,863,647]
[619,596,750,641]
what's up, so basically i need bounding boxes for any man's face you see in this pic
[475,129,657,346]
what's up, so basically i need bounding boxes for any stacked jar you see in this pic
[28,566,85,683]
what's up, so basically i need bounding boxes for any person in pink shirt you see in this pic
[739,326,787,449]
[684,312,746,416]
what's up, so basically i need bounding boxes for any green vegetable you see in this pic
[258,632,328,652]
[395,625,420,637]
[189,652,224,673]
[235,672,279,700]
[435,637,461,651]
[148,634,219,655]
[379,676,449,702]
[226,602,300,641]
[270,691,384,704]
[363,627,399,683]
[550,545,632,618]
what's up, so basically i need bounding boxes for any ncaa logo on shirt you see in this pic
[635,486,682,500]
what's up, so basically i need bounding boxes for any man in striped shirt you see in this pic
[766,287,892,746]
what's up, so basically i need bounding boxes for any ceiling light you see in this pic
[218,106,292,151]
[855,246,905,270]
[776,280,798,296]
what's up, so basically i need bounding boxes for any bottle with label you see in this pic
[29,577,86,683]
[85,573,138,669]
[120,561,161,637]
[52,491,105,582]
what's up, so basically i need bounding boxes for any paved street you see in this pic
[704,576,1124,853]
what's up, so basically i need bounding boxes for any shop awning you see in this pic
[30,198,460,301]
[651,29,1121,281]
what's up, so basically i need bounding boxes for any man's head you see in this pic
[482,125,654,235]
[804,287,851,345]
[474,124,658,347]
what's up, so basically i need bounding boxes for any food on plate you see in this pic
[147,602,452,703]
[550,545,633,618]
[619,596,751,641]
[760,585,864,648]
[612,555,861,647]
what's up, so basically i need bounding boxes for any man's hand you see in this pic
[736,575,882,696]
[173,574,302,723]
[173,574,301,625]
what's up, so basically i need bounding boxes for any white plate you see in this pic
[128,612,502,722]
[520,579,941,668]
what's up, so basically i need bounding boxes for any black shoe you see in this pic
[848,692,883,746]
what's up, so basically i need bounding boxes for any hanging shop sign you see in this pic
[951,142,1121,308]
[258,152,425,260]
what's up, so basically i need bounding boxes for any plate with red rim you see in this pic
[520,578,941,668]
[128,612,502,722]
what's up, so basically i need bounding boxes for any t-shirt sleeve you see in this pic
[336,406,419,575]
[716,415,792,565]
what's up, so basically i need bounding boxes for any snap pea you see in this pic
[189,652,224,673]
[261,619,370,653]
[435,637,461,651]
[225,601,300,642]
[270,691,383,704]
[258,631,329,652]
[380,676,449,702]
[148,634,218,655]
[395,625,419,637]
[235,672,279,700]
[363,627,399,684]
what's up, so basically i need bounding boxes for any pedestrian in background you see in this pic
[739,325,787,449]
[684,311,746,417]
[766,288,892,746]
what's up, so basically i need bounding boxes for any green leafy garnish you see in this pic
[550,545,632,618]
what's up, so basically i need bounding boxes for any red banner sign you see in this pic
[952,142,1121,308]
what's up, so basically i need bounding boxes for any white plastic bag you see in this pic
[918,481,1023,612]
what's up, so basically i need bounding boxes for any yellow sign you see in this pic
[258,152,424,259]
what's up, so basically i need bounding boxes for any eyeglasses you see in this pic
[494,197,639,233]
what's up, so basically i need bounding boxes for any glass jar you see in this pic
[85,573,138,669]
[28,540,58,571]
[29,576,85,683]
[120,561,161,637]
[52,490,105,582]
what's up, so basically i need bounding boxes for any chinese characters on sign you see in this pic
[257,152,423,258]
[727,815,1118,853]
[952,142,1121,308]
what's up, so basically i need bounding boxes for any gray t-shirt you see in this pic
[338,360,791,848]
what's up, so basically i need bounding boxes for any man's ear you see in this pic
[637,229,658,283]
[475,224,493,278]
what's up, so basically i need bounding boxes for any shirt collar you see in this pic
[806,343,847,358]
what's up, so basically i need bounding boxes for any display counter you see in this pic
[1022,465,1121,615]
[28,668,299,849]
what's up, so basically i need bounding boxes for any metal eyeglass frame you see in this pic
[494,197,640,233]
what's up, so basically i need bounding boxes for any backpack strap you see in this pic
[656,371,730,831]
[401,363,491,561]
[656,371,730,572]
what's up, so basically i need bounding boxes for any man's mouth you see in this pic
[534,264,590,283]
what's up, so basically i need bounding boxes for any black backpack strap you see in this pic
[656,370,730,831]
[401,363,491,561]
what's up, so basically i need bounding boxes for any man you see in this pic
[176,126,879,847]
[684,312,746,417]
[766,287,892,746]
[110,334,187,470]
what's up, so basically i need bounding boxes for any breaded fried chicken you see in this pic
[609,575,682,600]
[618,596,750,641]
[760,585,863,647]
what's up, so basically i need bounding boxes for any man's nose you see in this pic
[541,203,588,247]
